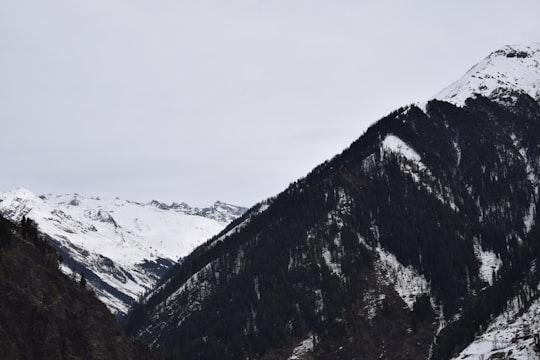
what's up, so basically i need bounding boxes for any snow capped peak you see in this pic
[1,187,41,202]
[149,199,173,210]
[0,188,48,222]
[434,43,540,106]
[0,188,246,315]
[148,198,246,224]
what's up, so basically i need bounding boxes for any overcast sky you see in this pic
[1,0,540,207]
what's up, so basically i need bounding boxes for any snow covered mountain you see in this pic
[148,199,245,224]
[0,188,246,316]
[435,43,540,106]
[123,43,540,359]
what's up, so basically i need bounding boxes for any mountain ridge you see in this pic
[0,188,246,316]
[123,43,540,359]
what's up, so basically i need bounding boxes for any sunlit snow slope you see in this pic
[0,188,246,315]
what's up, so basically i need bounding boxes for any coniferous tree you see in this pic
[0,219,13,253]
[80,273,87,289]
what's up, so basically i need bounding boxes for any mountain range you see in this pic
[2,42,540,360]
[122,43,540,360]
[0,189,246,316]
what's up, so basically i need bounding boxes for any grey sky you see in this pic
[2,0,540,207]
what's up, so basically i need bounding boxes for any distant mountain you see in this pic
[123,43,540,359]
[0,214,152,359]
[0,189,246,316]
[148,199,245,224]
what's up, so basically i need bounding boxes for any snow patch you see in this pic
[288,335,315,360]
[382,134,458,212]
[382,135,424,169]
[524,201,536,233]
[254,277,261,301]
[375,246,430,310]
[415,101,428,114]
[314,289,324,317]
[452,140,462,167]
[510,133,538,233]
[452,288,540,360]
[167,262,214,304]
[322,247,342,278]
[363,290,386,321]
[474,241,502,286]
[361,153,378,173]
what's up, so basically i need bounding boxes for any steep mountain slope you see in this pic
[452,292,540,360]
[0,189,246,316]
[124,44,540,359]
[0,214,153,360]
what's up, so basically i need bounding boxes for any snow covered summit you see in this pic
[434,43,540,106]
[0,188,246,315]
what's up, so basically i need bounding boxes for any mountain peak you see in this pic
[148,198,247,224]
[0,189,246,316]
[434,42,540,106]
[0,188,47,222]
[2,187,40,201]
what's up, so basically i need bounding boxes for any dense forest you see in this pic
[0,215,152,360]
[124,94,540,359]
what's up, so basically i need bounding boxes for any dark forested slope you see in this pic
[0,215,152,360]
[124,44,540,359]
[124,94,540,359]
